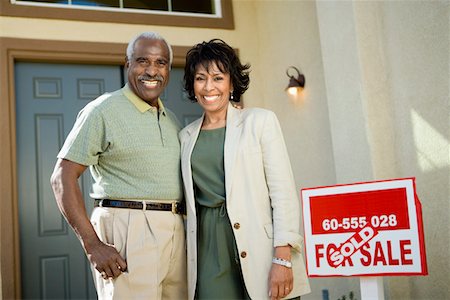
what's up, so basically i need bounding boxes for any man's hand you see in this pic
[86,240,128,279]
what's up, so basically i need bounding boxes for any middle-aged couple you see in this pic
[51,31,311,300]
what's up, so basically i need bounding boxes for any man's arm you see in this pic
[50,158,127,278]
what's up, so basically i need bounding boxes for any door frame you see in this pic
[0,37,189,299]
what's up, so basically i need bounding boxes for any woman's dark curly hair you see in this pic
[183,39,250,102]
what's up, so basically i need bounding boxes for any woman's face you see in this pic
[193,61,233,116]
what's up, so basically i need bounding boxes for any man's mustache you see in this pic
[138,75,164,82]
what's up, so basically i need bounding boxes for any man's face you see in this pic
[126,38,170,106]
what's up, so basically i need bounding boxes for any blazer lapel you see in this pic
[183,117,203,160]
[182,116,204,213]
[224,103,243,198]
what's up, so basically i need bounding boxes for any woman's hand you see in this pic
[269,246,293,299]
[268,263,293,299]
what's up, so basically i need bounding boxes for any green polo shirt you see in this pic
[58,84,182,201]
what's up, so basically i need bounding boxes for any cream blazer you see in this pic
[180,103,310,300]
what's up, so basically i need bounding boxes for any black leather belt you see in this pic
[94,199,185,215]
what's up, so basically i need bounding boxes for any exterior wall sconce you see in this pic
[286,66,305,96]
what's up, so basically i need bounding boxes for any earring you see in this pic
[230,92,234,100]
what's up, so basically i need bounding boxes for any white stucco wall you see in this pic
[316,1,450,299]
[250,1,336,190]
[380,2,450,299]
[1,1,449,299]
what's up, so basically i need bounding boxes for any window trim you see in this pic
[0,0,234,29]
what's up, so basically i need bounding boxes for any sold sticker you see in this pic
[301,178,427,277]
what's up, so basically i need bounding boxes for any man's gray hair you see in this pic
[126,32,173,67]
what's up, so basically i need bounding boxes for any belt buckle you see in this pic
[142,200,147,211]
[99,199,104,208]
[171,202,177,214]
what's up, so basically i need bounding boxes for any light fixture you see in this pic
[286,66,305,96]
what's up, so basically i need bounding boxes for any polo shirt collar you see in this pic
[122,83,167,116]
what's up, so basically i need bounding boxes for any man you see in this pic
[50,32,186,299]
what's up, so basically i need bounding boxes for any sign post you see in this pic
[301,178,427,299]
[360,277,384,300]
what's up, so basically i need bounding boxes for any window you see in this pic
[13,0,215,15]
[0,0,234,28]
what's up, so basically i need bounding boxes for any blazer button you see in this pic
[240,251,247,258]
[233,223,240,229]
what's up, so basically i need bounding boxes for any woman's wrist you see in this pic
[274,245,292,261]
[272,257,292,268]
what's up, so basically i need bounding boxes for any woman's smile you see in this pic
[201,95,220,102]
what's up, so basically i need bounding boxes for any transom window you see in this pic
[2,0,233,28]
[12,0,216,15]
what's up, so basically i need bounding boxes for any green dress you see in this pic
[191,127,250,300]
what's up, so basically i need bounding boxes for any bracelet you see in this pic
[272,257,292,268]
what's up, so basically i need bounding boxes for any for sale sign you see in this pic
[301,178,427,277]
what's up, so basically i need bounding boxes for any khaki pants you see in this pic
[90,207,187,299]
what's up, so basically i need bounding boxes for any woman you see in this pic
[180,39,310,300]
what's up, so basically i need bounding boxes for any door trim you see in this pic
[0,37,190,299]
